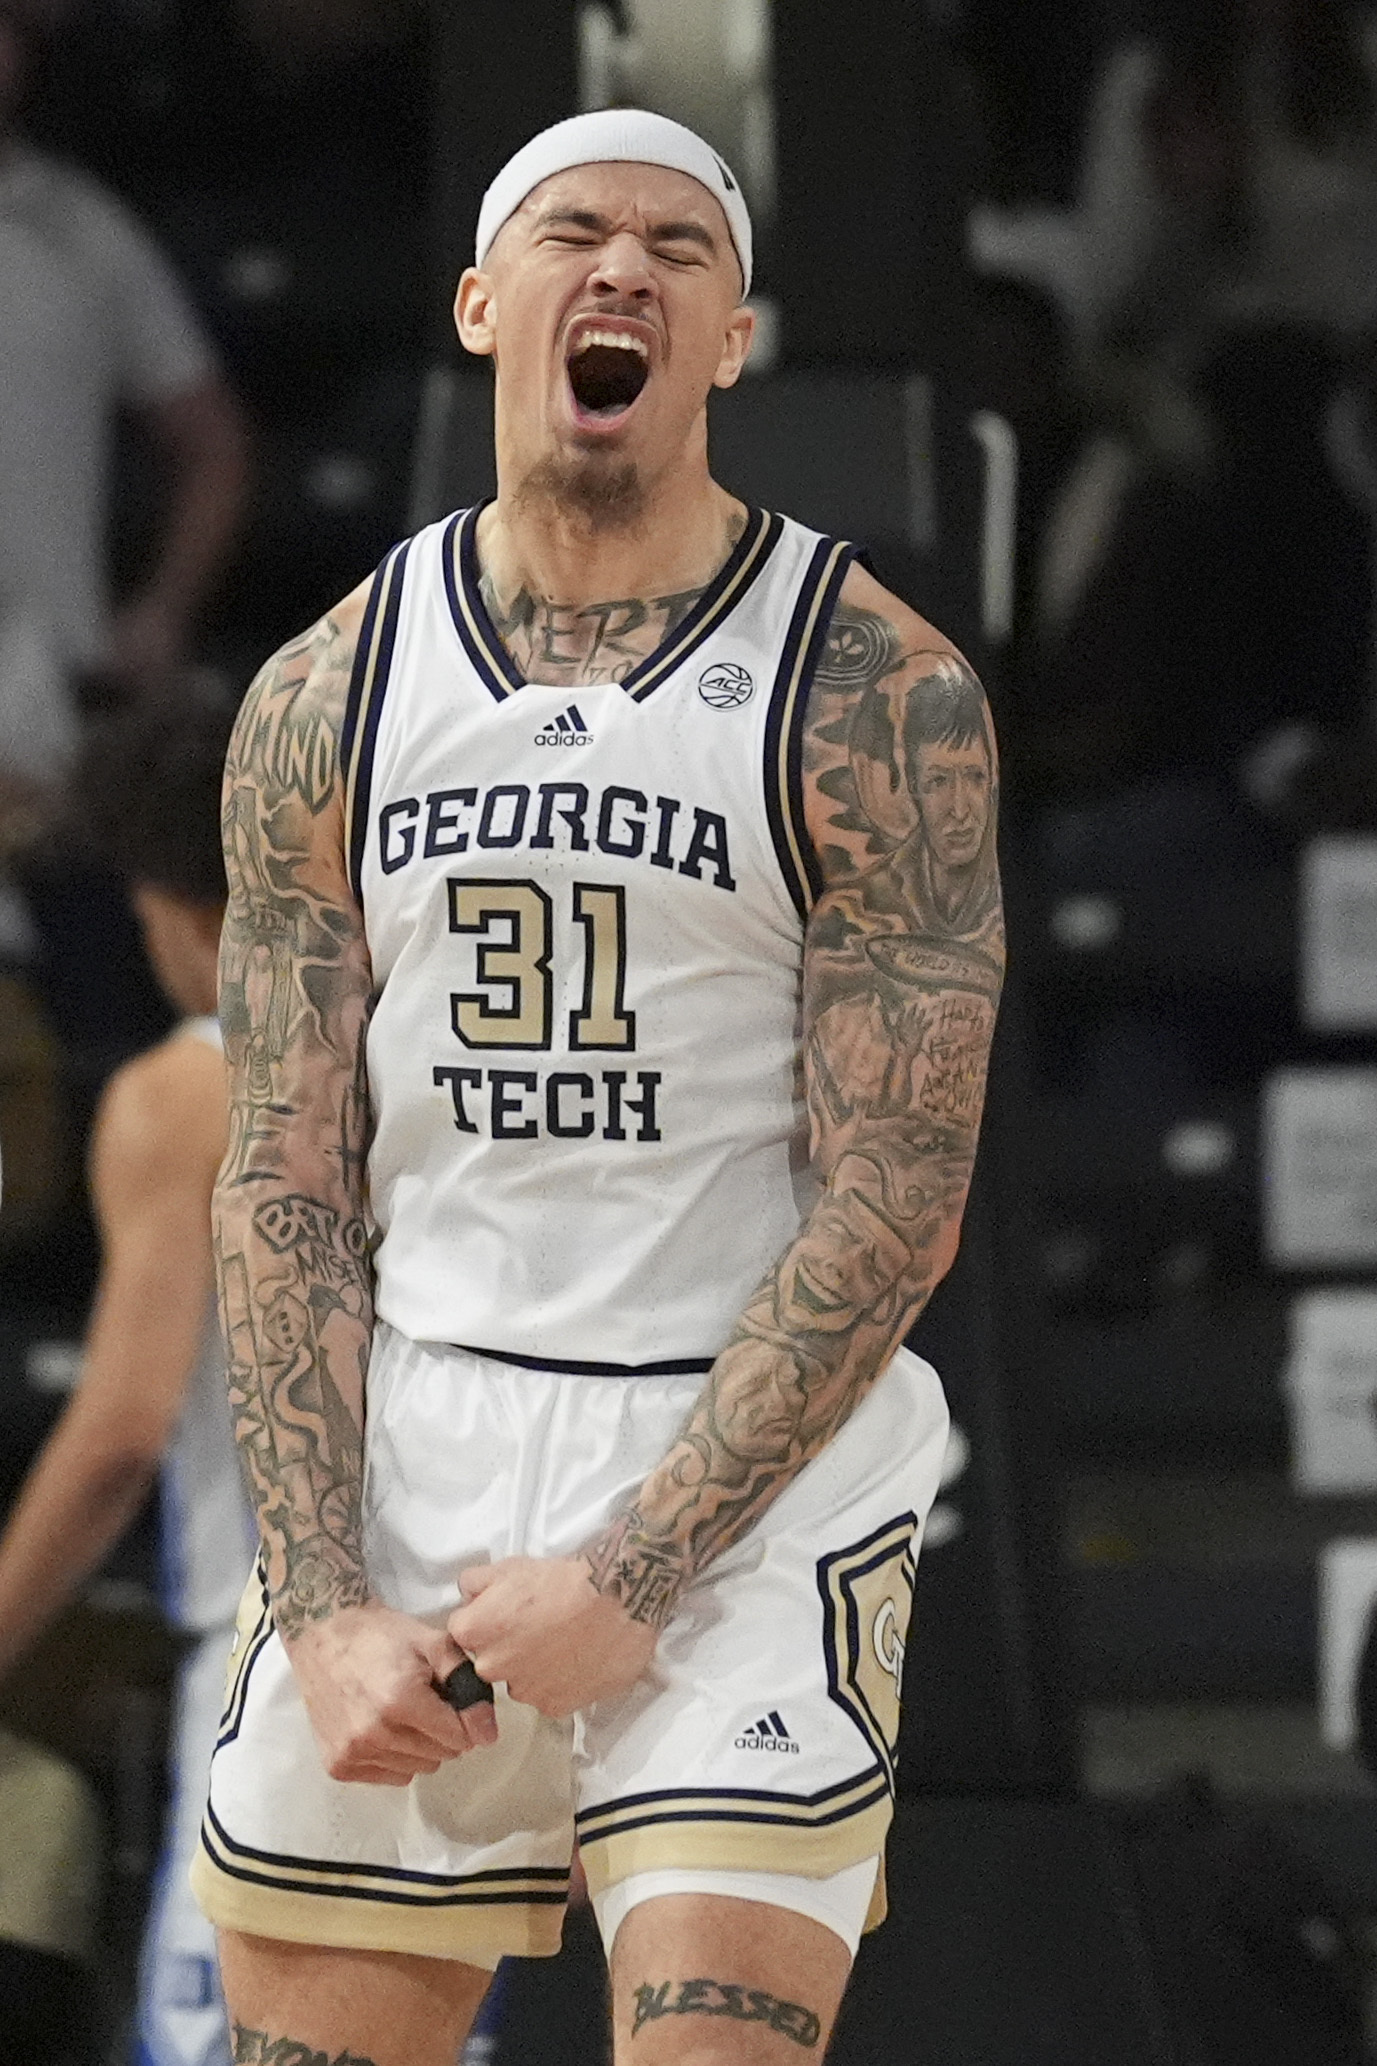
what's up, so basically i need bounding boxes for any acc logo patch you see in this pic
[698,660,754,709]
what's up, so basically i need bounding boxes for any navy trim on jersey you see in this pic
[442,508,509,704]
[339,564,386,779]
[455,1341,714,1379]
[626,507,783,701]
[762,534,856,921]
[444,503,784,705]
[343,538,412,903]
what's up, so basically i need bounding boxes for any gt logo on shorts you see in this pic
[817,1513,918,1784]
[872,1597,906,1687]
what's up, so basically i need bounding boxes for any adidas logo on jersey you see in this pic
[734,1711,799,1753]
[534,704,592,747]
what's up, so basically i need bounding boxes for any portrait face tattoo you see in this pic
[913,735,991,871]
[783,1187,910,1333]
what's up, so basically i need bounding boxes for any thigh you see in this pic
[196,1337,580,1967]
[197,1567,574,1964]
[218,1930,492,2066]
[610,1897,850,2063]
[577,1350,950,1910]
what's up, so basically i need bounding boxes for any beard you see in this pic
[514,450,646,534]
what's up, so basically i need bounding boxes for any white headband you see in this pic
[475,108,752,298]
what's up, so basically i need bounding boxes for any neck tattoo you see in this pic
[477,510,747,688]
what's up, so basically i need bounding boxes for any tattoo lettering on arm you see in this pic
[215,604,379,1641]
[585,593,1004,1625]
[630,1978,822,2048]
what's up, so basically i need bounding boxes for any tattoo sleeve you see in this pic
[214,606,378,1641]
[584,600,1004,1626]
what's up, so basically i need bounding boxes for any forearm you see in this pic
[0,1404,157,1680]
[216,602,376,1641]
[214,1149,374,1639]
[584,1161,966,1626]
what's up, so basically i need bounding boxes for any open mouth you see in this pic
[566,328,650,422]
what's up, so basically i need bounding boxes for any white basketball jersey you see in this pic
[160,1017,257,1629]
[344,505,853,1373]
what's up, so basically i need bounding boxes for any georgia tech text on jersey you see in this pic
[376,780,737,892]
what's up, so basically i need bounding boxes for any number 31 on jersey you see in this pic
[448,877,634,1052]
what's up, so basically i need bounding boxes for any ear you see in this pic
[455,267,498,358]
[711,304,756,391]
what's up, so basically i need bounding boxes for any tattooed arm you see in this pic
[582,564,1003,1619]
[449,564,1001,1714]
[216,593,489,1779]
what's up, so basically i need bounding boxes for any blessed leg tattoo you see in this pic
[629,1978,822,2048]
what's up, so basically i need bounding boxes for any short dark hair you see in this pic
[74,674,234,906]
[904,666,989,760]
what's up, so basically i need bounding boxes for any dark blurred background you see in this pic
[6,1,1377,2060]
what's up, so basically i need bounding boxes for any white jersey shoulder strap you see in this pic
[760,525,854,920]
[341,532,415,902]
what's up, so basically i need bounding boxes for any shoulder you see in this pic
[800,562,1001,949]
[92,1036,226,1216]
[226,576,375,801]
[820,559,974,696]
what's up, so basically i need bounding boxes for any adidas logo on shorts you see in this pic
[534,703,592,747]
[734,1711,799,1753]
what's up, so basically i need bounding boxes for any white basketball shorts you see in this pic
[192,1325,949,1970]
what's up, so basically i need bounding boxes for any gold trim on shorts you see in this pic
[575,1509,923,1942]
[576,1768,894,1933]
[191,1807,569,1963]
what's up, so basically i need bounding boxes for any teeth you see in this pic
[573,328,649,358]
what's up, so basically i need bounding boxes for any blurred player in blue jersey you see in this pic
[0,683,255,2066]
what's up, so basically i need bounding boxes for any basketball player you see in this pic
[0,688,255,2066]
[195,110,1004,2064]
